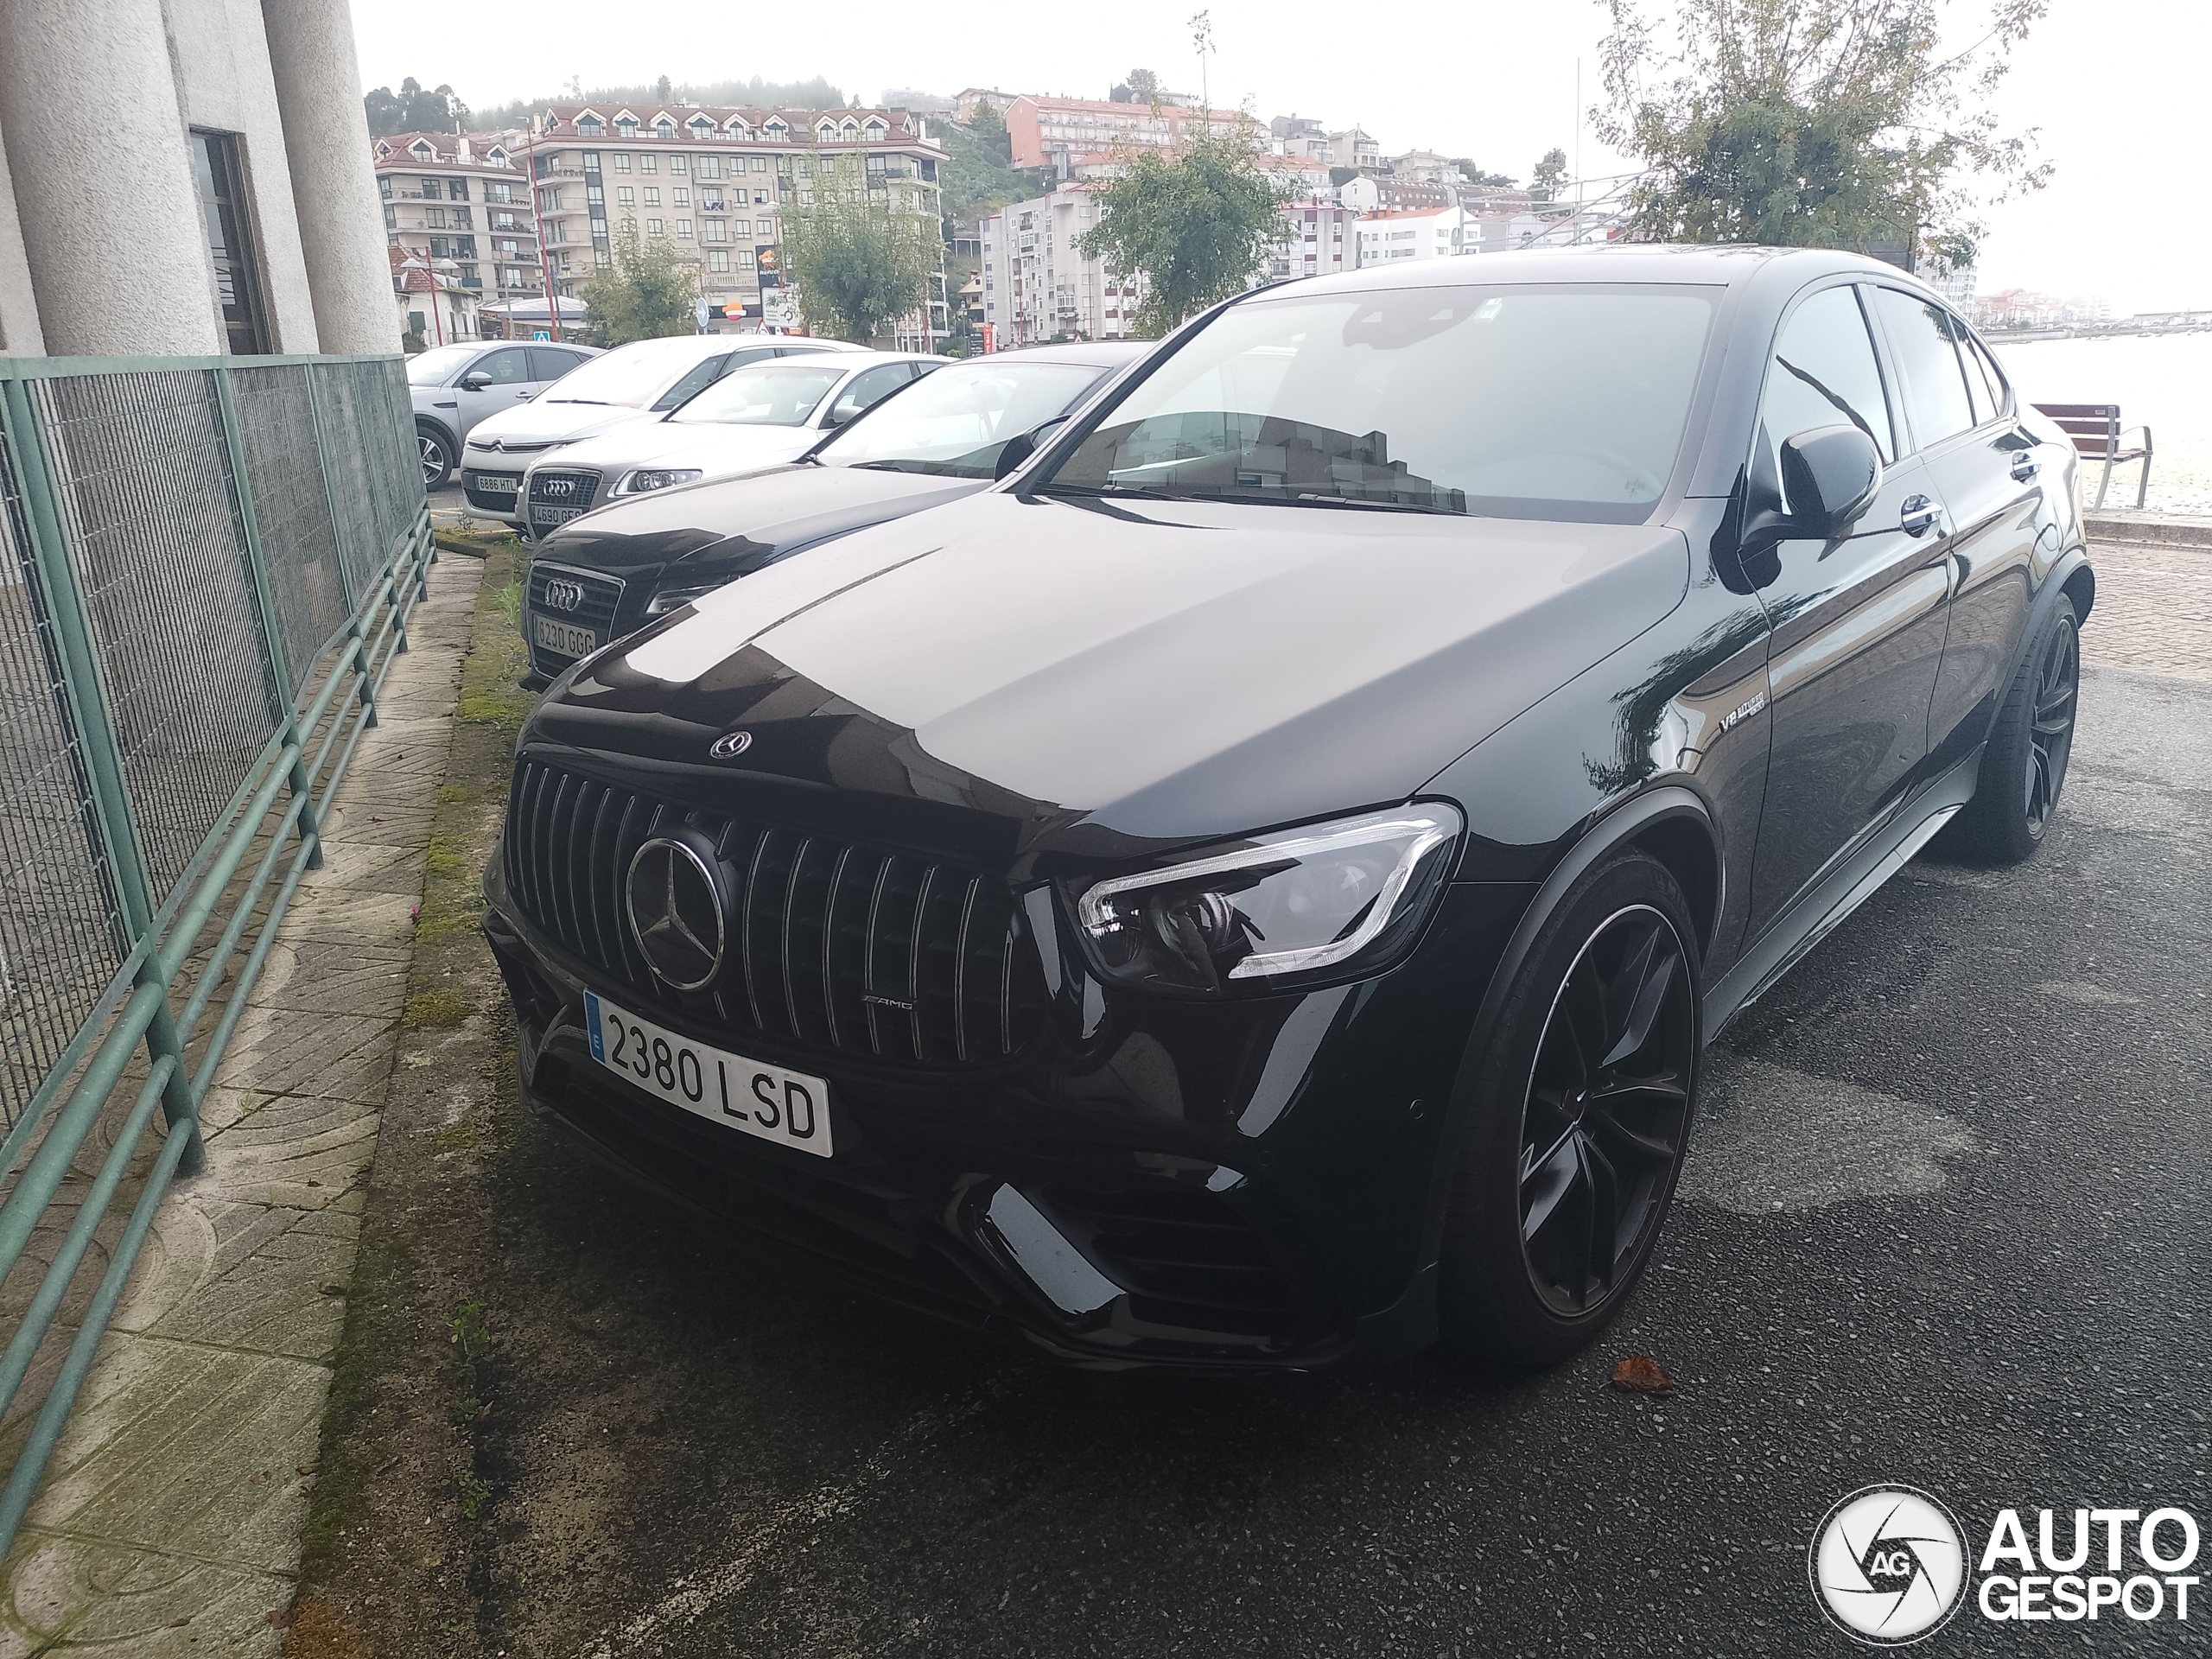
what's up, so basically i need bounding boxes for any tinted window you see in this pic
[528,347,588,380]
[473,348,533,385]
[1760,286,1893,468]
[652,354,733,410]
[1959,330,2009,426]
[1047,284,1718,522]
[831,364,917,420]
[1868,287,1974,449]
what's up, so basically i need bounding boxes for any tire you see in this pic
[1437,851,1701,1367]
[1944,595,2080,864]
[416,421,454,490]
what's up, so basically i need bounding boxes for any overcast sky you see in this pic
[350,0,2209,315]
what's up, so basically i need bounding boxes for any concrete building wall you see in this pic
[0,118,42,354]
[163,0,321,350]
[0,0,223,355]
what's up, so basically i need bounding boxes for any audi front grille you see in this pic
[528,467,602,529]
[524,563,624,676]
[502,758,1043,1067]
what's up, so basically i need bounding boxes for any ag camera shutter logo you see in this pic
[1809,1485,1968,1645]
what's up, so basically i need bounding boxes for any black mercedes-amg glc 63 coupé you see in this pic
[484,246,2093,1370]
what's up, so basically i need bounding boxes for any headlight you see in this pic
[1071,804,1462,995]
[643,582,724,616]
[615,467,702,495]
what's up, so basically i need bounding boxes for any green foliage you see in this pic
[780,156,939,342]
[1596,0,2050,255]
[1452,158,1516,188]
[1111,68,1163,103]
[941,105,1043,233]
[365,77,470,137]
[1329,165,1360,189]
[450,1300,492,1361]
[1079,127,1296,335]
[1530,147,1569,200]
[578,222,699,346]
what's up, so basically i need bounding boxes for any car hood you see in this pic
[537,419,822,482]
[533,463,990,579]
[526,492,1690,868]
[466,401,659,451]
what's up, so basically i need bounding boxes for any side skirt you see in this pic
[1703,745,1985,1039]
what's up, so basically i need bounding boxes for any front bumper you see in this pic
[481,849,1531,1371]
[461,465,525,520]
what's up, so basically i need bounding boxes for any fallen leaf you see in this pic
[297,1462,320,1475]
[1609,1354,1679,1397]
[319,1281,346,1296]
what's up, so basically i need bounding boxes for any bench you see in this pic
[2031,403,2153,509]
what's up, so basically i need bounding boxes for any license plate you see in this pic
[584,992,833,1157]
[531,504,585,527]
[467,472,518,495]
[533,614,597,658]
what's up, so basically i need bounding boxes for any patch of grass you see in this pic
[450,1299,491,1361]
[411,890,487,944]
[456,687,530,730]
[402,988,474,1029]
[436,783,468,804]
[492,578,523,630]
[448,1393,487,1428]
[429,1118,482,1153]
[449,1470,493,1522]
[425,834,465,875]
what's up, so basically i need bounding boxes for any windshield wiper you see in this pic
[547,397,613,406]
[1290,493,1458,515]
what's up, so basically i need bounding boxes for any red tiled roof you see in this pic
[534,103,932,143]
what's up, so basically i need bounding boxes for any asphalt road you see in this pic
[444,557,2211,1658]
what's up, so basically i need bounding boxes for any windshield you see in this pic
[405,345,481,386]
[541,338,715,407]
[669,362,845,427]
[1044,283,1717,522]
[817,361,1106,477]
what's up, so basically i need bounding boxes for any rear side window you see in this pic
[1867,287,1974,449]
[529,347,587,379]
[473,347,533,385]
[1958,330,2010,426]
[652,353,731,410]
[836,363,918,416]
[1759,286,1895,469]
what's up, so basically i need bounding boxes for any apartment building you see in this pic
[1328,127,1381,169]
[1263,204,1358,282]
[1,0,389,355]
[1355,205,1478,267]
[373,131,544,335]
[1001,95,1252,176]
[524,103,945,344]
[1338,174,1457,214]
[1270,115,1332,162]
[978,187,1147,346]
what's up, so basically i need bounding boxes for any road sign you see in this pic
[762,287,801,331]
[693,296,712,331]
[532,329,550,340]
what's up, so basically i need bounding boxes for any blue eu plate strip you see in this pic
[584,992,605,1061]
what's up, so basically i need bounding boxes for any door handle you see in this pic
[2010,453,2038,482]
[1900,494,1941,537]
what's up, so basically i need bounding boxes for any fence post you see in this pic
[213,365,325,870]
[304,362,380,729]
[0,376,204,1177]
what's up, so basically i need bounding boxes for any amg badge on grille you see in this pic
[709,730,753,760]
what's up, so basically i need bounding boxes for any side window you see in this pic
[1867,286,1974,450]
[833,364,913,417]
[472,347,533,385]
[528,347,583,380]
[1958,328,2011,426]
[1756,286,1894,512]
[652,355,731,410]
[908,360,944,381]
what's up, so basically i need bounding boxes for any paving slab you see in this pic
[0,552,481,1653]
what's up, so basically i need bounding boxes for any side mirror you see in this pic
[1760,424,1882,541]
[823,396,862,429]
[459,370,493,391]
[993,415,1071,481]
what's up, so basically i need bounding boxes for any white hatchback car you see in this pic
[457,335,862,526]
[518,351,942,535]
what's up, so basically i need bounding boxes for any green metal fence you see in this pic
[0,351,431,1559]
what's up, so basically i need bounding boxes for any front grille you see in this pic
[524,563,622,675]
[1030,1181,1317,1344]
[462,467,522,512]
[503,758,1040,1065]
[529,467,601,528]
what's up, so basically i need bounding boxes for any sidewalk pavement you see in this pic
[0,553,482,1657]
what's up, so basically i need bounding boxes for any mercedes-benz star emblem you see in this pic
[709,730,753,760]
[542,579,584,612]
[625,836,726,991]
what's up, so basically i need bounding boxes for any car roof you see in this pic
[716,349,938,376]
[1276,244,1927,296]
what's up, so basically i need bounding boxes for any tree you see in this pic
[578,224,698,346]
[1529,147,1570,200]
[779,156,939,342]
[655,74,672,104]
[1595,0,2050,257]
[941,103,1042,236]
[1116,68,1162,104]
[363,77,470,137]
[1076,126,1296,337]
[1452,158,1516,188]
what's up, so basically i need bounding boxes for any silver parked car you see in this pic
[458,335,863,528]
[408,340,601,489]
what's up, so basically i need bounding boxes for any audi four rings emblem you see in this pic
[542,579,585,612]
[709,730,753,760]
[541,477,575,496]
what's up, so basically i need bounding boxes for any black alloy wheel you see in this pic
[1438,850,1702,1366]
[418,424,453,490]
[1948,594,2080,863]
[1516,904,1695,1317]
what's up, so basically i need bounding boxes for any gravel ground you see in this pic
[289,542,2212,1659]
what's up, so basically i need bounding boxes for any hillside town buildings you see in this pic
[373,130,544,342]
